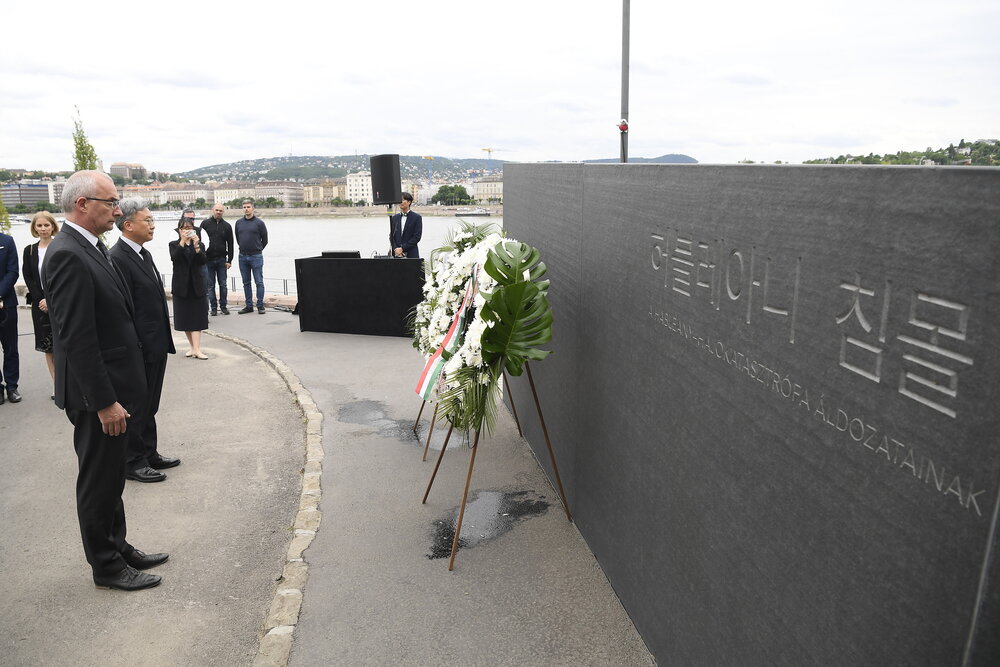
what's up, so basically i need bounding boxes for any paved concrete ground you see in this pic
[0,302,653,666]
[0,309,303,666]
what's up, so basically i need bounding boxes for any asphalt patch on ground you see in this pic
[338,399,421,443]
[428,490,550,559]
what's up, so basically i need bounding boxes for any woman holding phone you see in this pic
[169,212,209,359]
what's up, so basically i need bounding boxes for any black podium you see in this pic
[294,256,423,337]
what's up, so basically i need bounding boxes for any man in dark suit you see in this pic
[389,191,422,258]
[0,230,19,403]
[43,170,167,591]
[110,198,180,484]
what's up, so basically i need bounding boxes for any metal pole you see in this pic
[620,0,630,164]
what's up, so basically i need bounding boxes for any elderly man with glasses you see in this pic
[42,170,167,591]
[110,198,181,484]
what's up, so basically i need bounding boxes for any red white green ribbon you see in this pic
[415,267,479,400]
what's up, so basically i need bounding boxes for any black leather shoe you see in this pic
[125,466,167,483]
[6,388,20,403]
[238,305,254,314]
[94,565,161,591]
[210,309,218,316]
[123,548,169,570]
[257,306,265,314]
[220,307,230,315]
[148,455,180,470]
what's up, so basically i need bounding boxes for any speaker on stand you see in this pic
[370,154,403,256]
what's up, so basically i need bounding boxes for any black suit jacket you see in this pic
[21,242,44,304]
[0,232,17,305]
[389,211,423,258]
[110,239,176,361]
[42,225,147,412]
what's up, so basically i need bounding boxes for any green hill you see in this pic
[180,155,502,182]
[803,139,998,166]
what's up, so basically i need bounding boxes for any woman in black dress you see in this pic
[169,215,209,359]
[21,211,59,388]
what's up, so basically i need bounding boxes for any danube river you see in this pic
[7,214,503,296]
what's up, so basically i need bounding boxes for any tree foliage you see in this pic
[0,197,9,234]
[264,165,349,180]
[72,106,99,171]
[802,139,1000,166]
[431,185,473,205]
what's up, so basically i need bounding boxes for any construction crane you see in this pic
[422,156,434,185]
[482,148,505,174]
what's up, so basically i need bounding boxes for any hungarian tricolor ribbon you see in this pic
[415,267,479,400]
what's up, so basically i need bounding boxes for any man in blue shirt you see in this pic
[235,200,268,314]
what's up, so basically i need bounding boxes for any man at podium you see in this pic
[389,192,422,258]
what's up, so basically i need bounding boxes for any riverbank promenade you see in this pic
[0,303,652,666]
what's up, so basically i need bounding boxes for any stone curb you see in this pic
[205,329,322,667]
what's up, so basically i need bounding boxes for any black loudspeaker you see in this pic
[370,154,402,204]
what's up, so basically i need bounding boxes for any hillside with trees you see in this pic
[179,155,502,183]
[803,139,999,166]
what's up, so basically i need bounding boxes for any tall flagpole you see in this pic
[620,0,630,163]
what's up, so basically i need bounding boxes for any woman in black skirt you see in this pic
[169,214,209,359]
[21,211,59,389]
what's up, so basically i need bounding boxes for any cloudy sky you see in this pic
[1,0,996,173]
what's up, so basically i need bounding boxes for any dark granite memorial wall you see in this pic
[503,163,1000,665]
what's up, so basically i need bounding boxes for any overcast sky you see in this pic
[1,0,996,174]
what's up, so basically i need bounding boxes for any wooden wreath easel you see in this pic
[421,362,571,570]
[414,372,524,462]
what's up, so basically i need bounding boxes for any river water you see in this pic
[7,214,503,295]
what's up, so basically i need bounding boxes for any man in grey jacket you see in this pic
[235,200,268,314]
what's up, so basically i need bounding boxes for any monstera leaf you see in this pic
[484,241,550,294]
[431,238,555,435]
[481,280,553,377]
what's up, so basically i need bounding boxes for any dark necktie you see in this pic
[98,241,134,312]
[97,240,112,263]
[140,248,161,283]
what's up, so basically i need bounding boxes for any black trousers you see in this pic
[125,355,167,470]
[0,303,18,389]
[66,408,133,577]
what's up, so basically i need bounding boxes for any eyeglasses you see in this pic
[84,197,122,208]
[182,217,196,222]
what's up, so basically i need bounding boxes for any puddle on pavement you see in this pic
[338,399,469,449]
[428,490,550,559]
[338,399,420,442]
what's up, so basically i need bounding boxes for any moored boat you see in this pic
[454,207,491,217]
